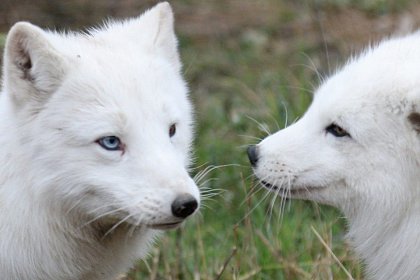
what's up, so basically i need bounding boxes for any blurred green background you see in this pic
[1,0,419,279]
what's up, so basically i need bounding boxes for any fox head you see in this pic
[2,2,199,233]
[247,34,420,280]
[248,34,420,216]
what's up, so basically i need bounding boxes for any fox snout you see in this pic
[247,145,260,167]
[171,193,198,218]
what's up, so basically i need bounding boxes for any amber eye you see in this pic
[326,124,350,137]
[169,124,176,137]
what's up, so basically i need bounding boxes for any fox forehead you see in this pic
[313,34,420,119]
[34,47,191,146]
[70,55,186,102]
[51,46,188,113]
[45,70,190,139]
[40,21,188,103]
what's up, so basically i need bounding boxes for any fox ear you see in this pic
[3,22,67,109]
[408,112,420,134]
[139,2,181,71]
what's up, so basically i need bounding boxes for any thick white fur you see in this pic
[252,34,420,279]
[0,2,200,279]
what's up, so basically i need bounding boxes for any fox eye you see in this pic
[97,136,123,151]
[169,124,176,137]
[326,124,350,137]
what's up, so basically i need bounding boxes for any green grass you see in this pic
[0,6,363,279]
[0,34,5,49]
[126,20,362,280]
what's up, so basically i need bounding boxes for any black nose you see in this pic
[247,145,259,167]
[171,193,198,218]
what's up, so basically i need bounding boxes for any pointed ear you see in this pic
[408,112,420,134]
[134,2,181,71]
[3,22,67,109]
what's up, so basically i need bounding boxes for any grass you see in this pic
[0,34,5,49]
[0,30,362,278]
[2,1,415,279]
[0,4,362,280]
[127,10,364,279]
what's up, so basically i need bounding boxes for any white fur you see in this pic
[0,2,200,279]
[252,33,420,279]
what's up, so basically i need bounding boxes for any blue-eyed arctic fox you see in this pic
[0,2,199,279]
[248,33,420,279]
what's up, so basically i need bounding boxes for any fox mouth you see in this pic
[260,180,323,196]
[96,215,184,232]
[261,180,293,195]
[147,221,184,230]
[261,180,280,190]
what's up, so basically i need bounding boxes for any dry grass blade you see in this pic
[238,269,262,280]
[311,225,354,280]
[149,247,160,280]
[214,247,238,280]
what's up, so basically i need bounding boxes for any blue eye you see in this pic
[97,136,122,151]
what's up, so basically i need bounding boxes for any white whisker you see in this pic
[238,134,264,141]
[237,176,274,223]
[65,194,87,215]
[245,115,271,136]
[102,213,135,240]
[81,205,127,228]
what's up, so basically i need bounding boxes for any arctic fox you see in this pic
[0,2,199,279]
[248,34,420,279]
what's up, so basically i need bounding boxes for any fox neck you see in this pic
[344,180,420,279]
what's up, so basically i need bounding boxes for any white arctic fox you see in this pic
[248,34,420,279]
[0,2,200,279]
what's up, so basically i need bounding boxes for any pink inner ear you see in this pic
[408,112,420,133]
